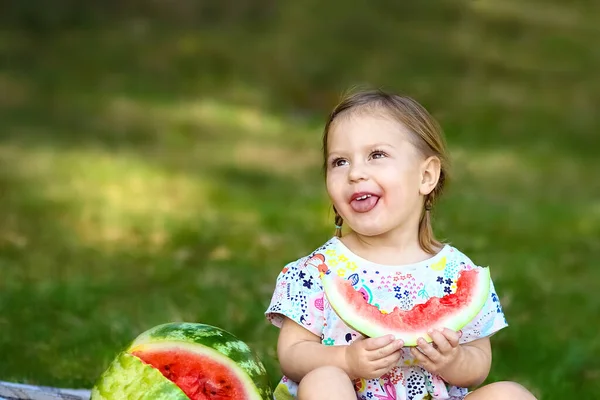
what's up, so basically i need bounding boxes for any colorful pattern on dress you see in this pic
[266,237,508,400]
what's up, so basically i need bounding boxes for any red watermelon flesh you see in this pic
[322,267,491,346]
[131,344,254,400]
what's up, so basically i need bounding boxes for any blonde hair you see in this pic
[322,89,450,254]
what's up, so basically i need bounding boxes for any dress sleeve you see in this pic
[459,275,509,344]
[265,256,326,338]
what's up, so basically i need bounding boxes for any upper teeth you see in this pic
[356,194,371,200]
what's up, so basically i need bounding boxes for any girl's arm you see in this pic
[277,317,348,382]
[437,337,492,387]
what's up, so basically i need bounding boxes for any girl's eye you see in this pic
[371,150,387,159]
[332,158,348,167]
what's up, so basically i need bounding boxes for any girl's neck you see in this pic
[340,228,438,266]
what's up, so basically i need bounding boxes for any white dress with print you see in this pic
[265,237,508,400]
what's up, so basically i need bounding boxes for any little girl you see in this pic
[265,90,537,400]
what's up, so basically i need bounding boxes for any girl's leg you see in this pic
[297,366,356,400]
[466,381,537,400]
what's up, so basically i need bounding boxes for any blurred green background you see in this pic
[1,1,599,399]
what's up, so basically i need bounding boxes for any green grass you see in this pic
[1,2,599,399]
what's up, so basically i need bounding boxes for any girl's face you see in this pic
[325,113,437,239]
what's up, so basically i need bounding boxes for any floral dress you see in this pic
[265,237,508,400]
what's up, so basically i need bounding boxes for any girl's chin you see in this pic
[344,223,390,238]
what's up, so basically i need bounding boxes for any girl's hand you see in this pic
[410,328,463,376]
[345,335,404,379]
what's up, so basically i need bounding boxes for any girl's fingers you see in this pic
[428,329,452,354]
[375,349,403,370]
[373,352,404,377]
[416,337,441,363]
[369,338,404,361]
[363,335,396,351]
[410,347,431,368]
[441,328,461,347]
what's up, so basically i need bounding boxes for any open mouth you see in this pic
[350,193,380,213]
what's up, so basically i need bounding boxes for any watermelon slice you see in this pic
[91,323,273,400]
[321,267,491,346]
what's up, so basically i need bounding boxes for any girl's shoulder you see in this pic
[280,236,342,272]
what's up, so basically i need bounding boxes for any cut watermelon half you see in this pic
[91,323,272,400]
[322,267,491,346]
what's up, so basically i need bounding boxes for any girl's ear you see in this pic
[419,156,441,196]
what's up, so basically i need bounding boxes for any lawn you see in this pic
[0,2,599,399]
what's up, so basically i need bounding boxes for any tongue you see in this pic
[350,196,379,213]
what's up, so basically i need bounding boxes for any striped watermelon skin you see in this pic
[128,322,273,400]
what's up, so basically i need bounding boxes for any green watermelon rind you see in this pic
[128,322,273,400]
[91,352,189,400]
[322,266,491,347]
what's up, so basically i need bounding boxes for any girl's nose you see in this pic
[348,162,369,182]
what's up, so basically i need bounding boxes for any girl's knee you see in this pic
[300,366,349,386]
[493,381,537,398]
[298,366,354,400]
[469,381,537,400]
